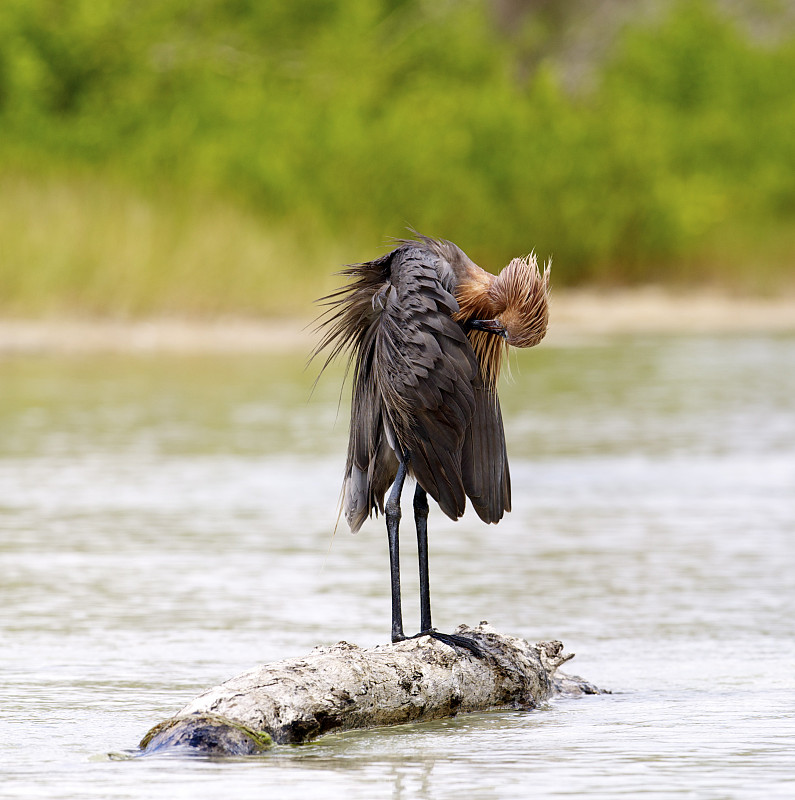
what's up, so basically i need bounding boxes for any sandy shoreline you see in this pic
[1,288,793,354]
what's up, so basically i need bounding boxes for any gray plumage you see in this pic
[315,235,549,533]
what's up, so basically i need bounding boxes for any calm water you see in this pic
[1,335,793,799]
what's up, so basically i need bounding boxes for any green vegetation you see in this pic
[1,0,793,315]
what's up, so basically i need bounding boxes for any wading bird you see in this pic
[315,235,550,651]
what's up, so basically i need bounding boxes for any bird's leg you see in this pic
[414,484,432,633]
[385,460,408,643]
[412,484,488,660]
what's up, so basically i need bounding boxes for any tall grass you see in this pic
[0,173,350,316]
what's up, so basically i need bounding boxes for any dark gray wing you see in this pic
[327,241,510,530]
[461,384,511,523]
[313,250,398,532]
[343,322,399,533]
[372,245,480,520]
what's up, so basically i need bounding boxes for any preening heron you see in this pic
[315,234,550,651]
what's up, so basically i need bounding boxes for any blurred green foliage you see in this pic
[0,0,793,308]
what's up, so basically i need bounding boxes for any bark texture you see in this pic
[139,622,601,756]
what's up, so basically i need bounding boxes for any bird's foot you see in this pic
[412,629,489,659]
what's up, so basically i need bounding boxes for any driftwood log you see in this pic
[139,622,601,756]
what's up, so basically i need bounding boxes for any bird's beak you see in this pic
[467,319,508,339]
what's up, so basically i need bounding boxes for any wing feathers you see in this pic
[316,240,512,529]
[462,386,510,523]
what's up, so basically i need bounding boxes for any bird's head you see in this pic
[469,254,550,348]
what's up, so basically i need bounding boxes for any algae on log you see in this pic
[139,622,602,756]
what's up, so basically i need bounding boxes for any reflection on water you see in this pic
[1,335,793,799]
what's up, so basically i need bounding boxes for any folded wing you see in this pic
[317,241,511,530]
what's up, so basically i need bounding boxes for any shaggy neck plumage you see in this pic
[452,274,505,393]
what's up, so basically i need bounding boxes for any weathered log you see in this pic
[139,622,601,756]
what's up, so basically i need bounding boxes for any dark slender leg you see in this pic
[411,483,488,660]
[385,461,408,642]
[390,466,487,659]
[414,484,432,633]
